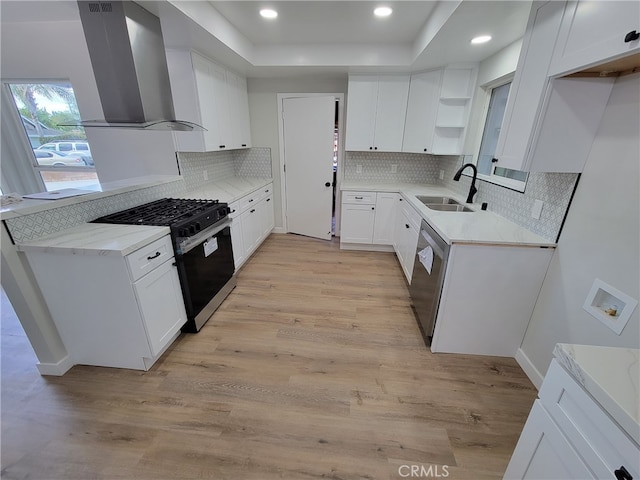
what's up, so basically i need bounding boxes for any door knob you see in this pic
[325,182,331,187]
[624,30,640,43]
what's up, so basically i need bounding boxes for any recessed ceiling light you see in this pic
[374,6,393,17]
[471,35,492,45]
[260,8,278,19]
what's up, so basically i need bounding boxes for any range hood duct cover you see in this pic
[77,1,203,131]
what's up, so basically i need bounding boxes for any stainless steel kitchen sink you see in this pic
[424,203,474,212]
[416,195,461,205]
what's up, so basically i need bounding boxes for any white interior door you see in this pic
[283,95,335,240]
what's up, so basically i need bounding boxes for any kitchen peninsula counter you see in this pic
[341,182,555,247]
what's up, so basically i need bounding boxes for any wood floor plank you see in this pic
[1,233,537,479]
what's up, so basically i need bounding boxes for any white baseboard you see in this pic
[515,348,544,390]
[272,227,286,234]
[37,354,74,376]
[339,243,394,252]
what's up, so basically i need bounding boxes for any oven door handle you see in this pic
[176,218,232,255]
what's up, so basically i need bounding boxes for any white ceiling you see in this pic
[210,1,439,45]
[0,0,533,77]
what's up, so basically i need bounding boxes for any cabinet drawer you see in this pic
[126,235,174,282]
[540,360,640,480]
[342,191,376,204]
[238,184,272,213]
[401,199,422,230]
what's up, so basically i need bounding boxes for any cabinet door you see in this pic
[261,195,275,239]
[393,197,406,259]
[240,206,261,255]
[134,260,187,357]
[504,401,596,480]
[493,1,564,171]
[372,192,398,244]
[402,70,442,154]
[192,54,223,151]
[345,76,378,151]
[230,216,246,269]
[227,71,252,149]
[340,203,375,243]
[373,75,410,152]
[549,1,640,77]
[210,64,232,150]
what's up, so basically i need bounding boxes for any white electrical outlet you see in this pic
[203,170,208,181]
[531,199,543,220]
[391,164,398,173]
[439,170,444,180]
[356,164,362,174]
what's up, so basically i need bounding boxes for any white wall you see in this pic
[247,75,348,228]
[520,73,640,377]
[0,20,179,183]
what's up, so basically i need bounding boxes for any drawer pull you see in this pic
[250,209,256,213]
[249,199,254,202]
[266,198,271,202]
[615,466,633,480]
[147,251,161,261]
[355,196,363,200]
[405,224,410,229]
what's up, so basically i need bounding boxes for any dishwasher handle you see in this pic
[418,220,447,259]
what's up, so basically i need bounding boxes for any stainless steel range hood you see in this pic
[76,1,203,131]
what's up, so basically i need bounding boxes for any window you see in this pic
[5,81,98,192]
[473,80,528,192]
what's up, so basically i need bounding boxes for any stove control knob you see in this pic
[188,225,196,235]
[195,222,201,231]
[179,228,187,237]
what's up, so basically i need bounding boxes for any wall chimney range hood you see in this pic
[76,1,203,131]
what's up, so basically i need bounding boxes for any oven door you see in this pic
[174,219,236,332]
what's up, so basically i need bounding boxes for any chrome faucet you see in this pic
[453,163,478,204]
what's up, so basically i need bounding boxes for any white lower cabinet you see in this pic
[340,191,399,247]
[24,234,187,371]
[229,184,274,270]
[505,360,640,480]
[431,244,553,357]
[394,197,421,283]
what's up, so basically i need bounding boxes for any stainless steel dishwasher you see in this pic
[409,219,450,346]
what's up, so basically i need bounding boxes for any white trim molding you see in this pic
[37,355,74,376]
[515,347,544,390]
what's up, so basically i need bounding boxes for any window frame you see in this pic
[2,79,99,192]
[467,74,529,193]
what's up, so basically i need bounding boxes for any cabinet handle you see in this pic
[355,196,363,200]
[491,158,499,163]
[250,209,256,213]
[242,144,247,147]
[249,198,254,202]
[423,148,428,152]
[325,182,331,187]
[266,198,271,202]
[371,207,375,210]
[405,224,410,229]
[230,209,236,213]
[624,30,640,43]
[614,466,633,480]
[147,251,161,260]
[374,147,378,150]
[265,189,270,193]
[369,146,373,150]
[399,198,403,202]
[219,145,226,149]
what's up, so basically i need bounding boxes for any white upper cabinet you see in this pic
[493,1,615,173]
[346,75,410,152]
[403,67,476,156]
[402,69,442,154]
[549,1,640,77]
[166,50,252,152]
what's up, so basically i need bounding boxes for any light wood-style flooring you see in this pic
[1,234,537,479]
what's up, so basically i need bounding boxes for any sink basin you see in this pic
[416,195,461,206]
[424,203,474,212]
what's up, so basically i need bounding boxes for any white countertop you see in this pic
[341,182,555,247]
[17,223,170,257]
[0,175,183,220]
[176,177,272,204]
[554,343,640,445]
